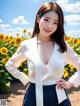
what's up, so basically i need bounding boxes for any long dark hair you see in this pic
[32,2,67,53]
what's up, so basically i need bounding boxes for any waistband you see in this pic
[30,79,58,85]
[29,81,56,87]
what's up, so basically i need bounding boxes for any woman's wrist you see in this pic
[68,81,75,88]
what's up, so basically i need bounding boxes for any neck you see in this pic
[37,34,51,42]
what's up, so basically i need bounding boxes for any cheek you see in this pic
[52,25,58,31]
[39,20,45,28]
[40,19,45,25]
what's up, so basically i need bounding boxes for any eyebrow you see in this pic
[45,16,58,22]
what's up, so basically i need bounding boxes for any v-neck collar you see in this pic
[33,36,57,67]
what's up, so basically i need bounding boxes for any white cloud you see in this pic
[12,16,29,25]
[0,27,22,37]
[65,29,80,38]
[7,27,22,37]
[0,24,11,30]
[66,3,80,13]
[65,15,80,25]
[56,0,69,8]
[56,0,80,13]
[15,27,22,32]
[57,0,69,4]
[7,27,22,34]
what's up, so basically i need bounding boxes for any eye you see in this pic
[53,22,58,25]
[44,18,49,21]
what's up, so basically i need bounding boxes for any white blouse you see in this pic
[5,36,80,106]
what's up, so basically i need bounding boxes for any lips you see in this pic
[44,28,52,33]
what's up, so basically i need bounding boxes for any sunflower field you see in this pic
[0,31,80,93]
[64,36,80,79]
[0,29,31,93]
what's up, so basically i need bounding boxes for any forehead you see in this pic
[42,11,59,21]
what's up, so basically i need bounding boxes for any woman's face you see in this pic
[37,11,59,37]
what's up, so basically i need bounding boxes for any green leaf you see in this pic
[7,76,12,80]
[0,70,4,72]
[6,82,10,87]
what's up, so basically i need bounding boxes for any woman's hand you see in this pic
[56,79,74,89]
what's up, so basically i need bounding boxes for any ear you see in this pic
[37,15,40,23]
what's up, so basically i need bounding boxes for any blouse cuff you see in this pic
[69,72,80,88]
[19,72,29,86]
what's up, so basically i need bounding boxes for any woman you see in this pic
[5,2,80,106]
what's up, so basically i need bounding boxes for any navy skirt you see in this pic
[22,82,71,106]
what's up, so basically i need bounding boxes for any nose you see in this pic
[47,22,53,29]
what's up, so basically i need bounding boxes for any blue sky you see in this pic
[0,0,80,38]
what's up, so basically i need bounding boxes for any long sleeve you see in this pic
[5,41,29,86]
[64,42,80,87]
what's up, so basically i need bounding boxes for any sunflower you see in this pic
[69,64,74,70]
[2,57,9,64]
[15,36,22,44]
[0,33,5,41]
[64,36,71,42]
[16,33,20,36]
[9,35,14,40]
[4,36,9,41]
[0,47,8,55]
[27,30,30,35]
[22,29,27,33]
[0,48,1,53]
[64,36,67,41]
[73,38,79,44]
[10,39,15,45]
[64,70,69,78]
